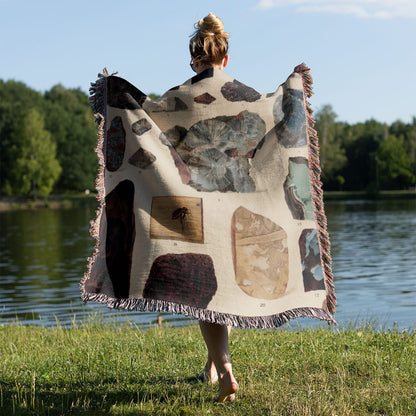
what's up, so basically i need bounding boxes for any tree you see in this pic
[376,135,415,189]
[314,105,347,188]
[10,108,61,197]
[341,119,387,191]
[0,80,45,194]
[44,85,97,191]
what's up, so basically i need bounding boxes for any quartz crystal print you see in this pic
[167,111,265,192]
[284,157,314,220]
[299,229,325,291]
[231,206,289,299]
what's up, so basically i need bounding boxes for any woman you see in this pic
[188,12,239,404]
[83,10,336,407]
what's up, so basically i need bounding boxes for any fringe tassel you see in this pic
[81,292,337,329]
[79,69,110,295]
[294,63,336,316]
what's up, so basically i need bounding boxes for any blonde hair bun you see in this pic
[197,12,229,38]
[189,13,229,65]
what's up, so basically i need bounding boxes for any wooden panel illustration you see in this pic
[150,196,204,243]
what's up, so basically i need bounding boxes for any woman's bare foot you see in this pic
[215,371,239,403]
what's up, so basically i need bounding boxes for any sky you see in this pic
[1,0,415,125]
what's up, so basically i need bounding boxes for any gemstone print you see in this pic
[284,157,314,220]
[232,206,289,300]
[221,79,261,102]
[107,76,147,109]
[128,148,156,169]
[106,116,126,172]
[105,180,136,298]
[143,253,217,308]
[274,89,307,148]
[194,92,216,104]
[132,118,152,136]
[164,111,266,192]
[299,229,325,291]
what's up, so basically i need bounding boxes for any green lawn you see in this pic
[0,321,415,415]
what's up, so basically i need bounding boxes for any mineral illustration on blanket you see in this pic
[105,180,136,298]
[220,79,261,102]
[143,253,217,308]
[150,196,204,243]
[274,88,307,148]
[128,147,156,169]
[107,76,147,110]
[159,132,192,184]
[151,96,188,112]
[284,157,314,220]
[194,92,216,104]
[231,206,289,300]
[163,111,266,192]
[106,116,126,172]
[132,118,152,136]
[299,229,325,292]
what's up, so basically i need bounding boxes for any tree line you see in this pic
[0,80,415,197]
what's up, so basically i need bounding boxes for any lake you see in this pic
[0,198,415,330]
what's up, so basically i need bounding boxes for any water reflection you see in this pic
[0,198,415,329]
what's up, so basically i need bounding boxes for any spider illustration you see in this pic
[172,207,191,232]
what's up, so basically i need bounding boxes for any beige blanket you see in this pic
[80,63,336,328]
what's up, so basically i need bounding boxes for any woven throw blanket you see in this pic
[80,64,336,328]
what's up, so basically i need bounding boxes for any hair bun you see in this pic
[197,12,227,37]
[189,13,229,65]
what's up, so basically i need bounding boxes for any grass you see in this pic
[0,320,415,416]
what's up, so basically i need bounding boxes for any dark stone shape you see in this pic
[191,67,214,84]
[174,97,188,111]
[105,180,136,298]
[132,118,152,136]
[225,148,239,157]
[128,148,156,169]
[194,92,216,104]
[274,89,307,148]
[164,125,188,148]
[143,253,217,308]
[106,116,126,172]
[299,229,325,292]
[221,80,261,102]
[107,76,147,109]
[266,92,275,98]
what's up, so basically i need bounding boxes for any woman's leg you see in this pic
[199,321,239,402]
[201,325,232,384]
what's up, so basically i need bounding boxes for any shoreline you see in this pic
[0,190,415,211]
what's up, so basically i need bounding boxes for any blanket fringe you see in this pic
[80,69,110,295]
[81,291,337,329]
[294,63,336,315]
